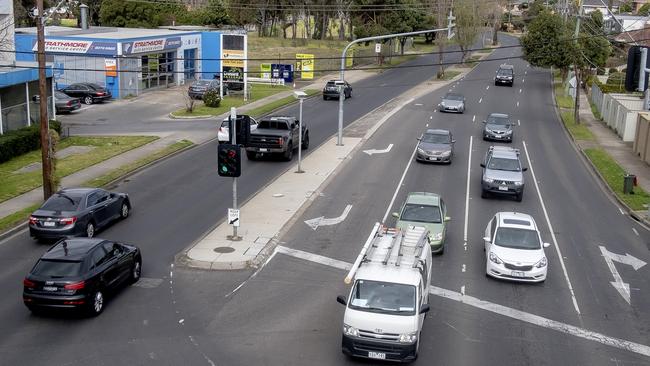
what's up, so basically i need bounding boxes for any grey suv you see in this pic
[483,113,513,142]
[480,146,527,201]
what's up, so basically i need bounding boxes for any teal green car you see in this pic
[392,192,450,254]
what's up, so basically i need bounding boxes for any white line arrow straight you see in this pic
[363,144,393,156]
[304,205,353,230]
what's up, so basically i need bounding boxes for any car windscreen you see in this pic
[421,133,450,144]
[258,120,289,129]
[444,94,463,101]
[32,259,83,277]
[193,80,211,87]
[494,227,540,249]
[400,203,441,223]
[349,280,416,316]
[41,193,82,211]
[487,157,520,171]
[487,116,510,126]
[498,69,513,76]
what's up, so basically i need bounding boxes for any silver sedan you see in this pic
[438,93,466,113]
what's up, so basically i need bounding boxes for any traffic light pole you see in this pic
[229,107,241,241]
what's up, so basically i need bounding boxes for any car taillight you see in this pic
[95,92,105,96]
[29,216,38,225]
[219,127,224,133]
[66,101,72,106]
[23,278,36,288]
[278,137,283,144]
[60,217,77,225]
[64,281,85,290]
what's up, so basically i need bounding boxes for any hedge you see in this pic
[0,120,61,163]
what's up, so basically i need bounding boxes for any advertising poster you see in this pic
[260,63,271,79]
[104,58,117,77]
[295,53,314,80]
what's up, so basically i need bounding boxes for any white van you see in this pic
[336,223,432,362]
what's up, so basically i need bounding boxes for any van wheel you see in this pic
[481,190,488,199]
[516,192,523,202]
[284,143,293,161]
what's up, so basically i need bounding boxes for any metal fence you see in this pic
[0,97,53,134]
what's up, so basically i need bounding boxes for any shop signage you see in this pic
[122,37,182,55]
[296,53,314,80]
[104,58,117,77]
[223,49,244,67]
[32,39,117,55]
[260,63,271,79]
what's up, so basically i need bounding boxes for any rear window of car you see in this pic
[41,194,82,211]
[55,91,69,99]
[258,120,289,129]
[32,260,83,277]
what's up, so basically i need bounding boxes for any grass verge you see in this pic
[0,140,193,235]
[560,111,595,140]
[584,148,650,210]
[438,70,461,81]
[247,89,320,118]
[0,136,157,203]
[555,84,574,109]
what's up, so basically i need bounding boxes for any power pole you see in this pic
[37,0,54,199]
[573,0,582,125]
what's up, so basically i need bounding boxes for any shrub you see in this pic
[606,71,625,86]
[609,67,618,74]
[0,120,62,163]
[203,89,221,108]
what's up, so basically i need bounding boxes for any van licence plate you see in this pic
[511,271,525,278]
[368,352,386,360]
[498,186,508,191]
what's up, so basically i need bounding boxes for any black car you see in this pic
[29,188,131,240]
[54,91,81,113]
[60,82,112,105]
[323,80,352,100]
[495,64,514,86]
[23,238,142,315]
[188,79,220,99]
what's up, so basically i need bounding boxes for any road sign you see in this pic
[375,43,381,53]
[228,208,240,227]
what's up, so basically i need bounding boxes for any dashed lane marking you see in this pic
[479,97,483,104]
[486,86,489,90]
[517,101,520,107]
[519,89,522,93]
[472,115,476,123]
[633,228,639,236]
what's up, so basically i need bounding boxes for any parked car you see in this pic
[416,129,455,163]
[54,91,81,114]
[245,116,309,161]
[322,80,352,100]
[392,192,450,254]
[480,146,527,201]
[438,92,466,113]
[483,113,513,142]
[59,83,112,105]
[23,238,142,315]
[495,64,514,86]
[483,212,550,282]
[218,116,258,144]
[29,188,131,240]
[188,79,220,99]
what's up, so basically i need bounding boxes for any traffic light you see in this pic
[625,46,650,92]
[218,143,241,177]
[228,115,251,146]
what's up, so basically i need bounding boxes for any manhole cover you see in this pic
[213,247,235,253]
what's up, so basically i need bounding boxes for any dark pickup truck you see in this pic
[245,116,309,161]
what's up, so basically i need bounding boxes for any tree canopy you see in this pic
[521,10,575,73]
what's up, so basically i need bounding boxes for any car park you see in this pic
[218,116,258,143]
[188,79,220,99]
[59,82,112,105]
[29,188,131,240]
[483,212,550,282]
[54,91,81,113]
[416,129,455,163]
[482,113,513,142]
[392,192,450,254]
[495,64,514,86]
[480,146,527,202]
[323,80,352,100]
[438,92,466,113]
[23,238,142,315]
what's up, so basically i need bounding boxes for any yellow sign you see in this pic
[260,63,271,79]
[346,50,354,68]
[296,53,314,80]
[223,49,245,67]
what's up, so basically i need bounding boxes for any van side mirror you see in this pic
[483,236,491,242]
[444,216,451,222]
[451,140,456,143]
[392,212,399,218]
[482,120,487,123]
[336,295,347,306]
[543,242,551,248]
[522,167,528,172]
[419,304,430,314]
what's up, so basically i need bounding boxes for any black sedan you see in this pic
[54,91,81,113]
[29,188,131,240]
[23,238,142,315]
[59,82,112,105]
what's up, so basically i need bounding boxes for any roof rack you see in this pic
[488,145,520,155]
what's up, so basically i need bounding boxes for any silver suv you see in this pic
[480,146,527,202]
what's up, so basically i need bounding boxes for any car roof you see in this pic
[488,113,509,118]
[443,92,463,98]
[488,146,519,159]
[263,116,294,121]
[425,129,450,135]
[499,64,514,69]
[41,238,107,261]
[327,80,346,84]
[497,212,537,230]
[405,192,440,206]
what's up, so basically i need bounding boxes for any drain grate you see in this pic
[213,247,235,253]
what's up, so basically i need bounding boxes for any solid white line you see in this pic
[633,228,639,236]
[381,143,419,223]
[275,247,650,358]
[472,115,476,123]
[463,136,473,243]
[0,227,28,246]
[619,207,625,215]
[479,97,483,104]
[523,141,581,314]
[430,286,650,358]
[225,249,278,298]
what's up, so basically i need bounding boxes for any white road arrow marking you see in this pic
[599,245,647,304]
[363,144,393,156]
[304,205,353,230]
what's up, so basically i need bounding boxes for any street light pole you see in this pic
[293,90,307,173]
[36,0,54,200]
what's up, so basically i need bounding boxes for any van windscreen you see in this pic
[349,280,416,316]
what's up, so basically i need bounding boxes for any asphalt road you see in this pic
[147,34,649,365]
[0,39,477,363]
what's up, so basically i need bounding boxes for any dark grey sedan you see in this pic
[54,91,81,113]
[188,79,220,99]
[438,93,465,113]
[29,188,131,240]
[416,129,455,163]
[483,113,513,142]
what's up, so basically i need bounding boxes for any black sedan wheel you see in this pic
[120,202,130,219]
[86,222,95,238]
[131,259,142,284]
[83,96,93,105]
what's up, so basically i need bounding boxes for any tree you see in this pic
[619,1,633,13]
[453,0,483,62]
[638,3,650,15]
[99,0,184,27]
[523,0,545,24]
[521,10,576,81]
[178,0,230,26]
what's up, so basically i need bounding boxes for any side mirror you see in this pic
[419,304,430,314]
[417,137,421,141]
[451,140,456,143]
[483,236,491,242]
[444,216,451,222]
[392,212,400,218]
[522,167,528,172]
[482,120,487,123]
[543,242,551,248]
[336,295,347,306]
[480,163,486,168]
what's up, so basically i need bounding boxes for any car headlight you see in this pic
[398,332,418,343]
[430,232,443,241]
[535,257,547,268]
[417,148,426,155]
[343,324,359,337]
[484,177,494,183]
[489,252,502,264]
[514,181,523,186]
[485,128,493,133]
[441,150,451,156]
[504,130,513,134]
[440,101,446,107]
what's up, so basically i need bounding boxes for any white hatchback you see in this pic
[218,116,258,143]
[483,212,550,283]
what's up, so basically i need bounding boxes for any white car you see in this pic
[218,116,258,143]
[483,212,550,282]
